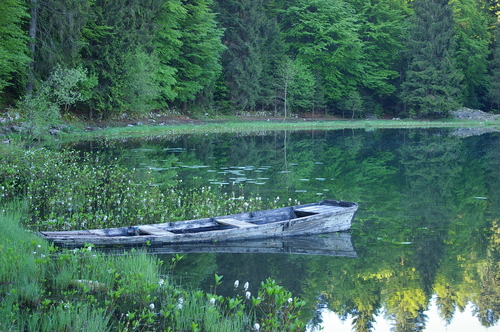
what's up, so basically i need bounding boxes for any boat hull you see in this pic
[39,200,358,248]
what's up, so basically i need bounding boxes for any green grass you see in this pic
[0,201,307,331]
[60,117,500,142]
[4,113,500,145]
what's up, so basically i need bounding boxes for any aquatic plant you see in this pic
[0,201,307,331]
[0,145,275,231]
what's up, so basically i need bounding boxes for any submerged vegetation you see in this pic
[0,143,276,231]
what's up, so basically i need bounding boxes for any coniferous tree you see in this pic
[256,9,287,112]
[400,0,463,118]
[153,0,184,109]
[488,23,500,111]
[169,0,225,111]
[214,0,282,111]
[452,0,491,109]
[0,0,29,100]
[81,0,163,117]
[31,0,89,80]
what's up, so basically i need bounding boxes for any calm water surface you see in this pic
[75,128,500,332]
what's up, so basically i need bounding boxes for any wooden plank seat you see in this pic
[138,225,175,236]
[215,218,257,228]
[293,205,341,214]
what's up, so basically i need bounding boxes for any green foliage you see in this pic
[276,57,318,114]
[17,91,60,138]
[0,202,49,305]
[488,23,500,111]
[215,0,285,111]
[1,204,307,331]
[0,0,29,99]
[33,0,90,79]
[401,0,464,118]
[452,0,491,109]
[338,90,364,119]
[169,0,225,106]
[0,144,276,231]
[350,0,410,97]
[153,0,185,105]
[254,278,306,331]
[280,0,363,103]
[6,0,500,123]
[46,66,95,112]
[17,66,93,137]
[81,0,163,117]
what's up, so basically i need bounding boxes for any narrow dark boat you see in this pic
[39,200,358,248]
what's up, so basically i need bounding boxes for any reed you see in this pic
[0,201,49,306]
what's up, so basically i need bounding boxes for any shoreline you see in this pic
[2,109,500,143]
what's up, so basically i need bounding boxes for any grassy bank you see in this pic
[0,202,306,331]
[48,116,498,145]
[3,110,500,144]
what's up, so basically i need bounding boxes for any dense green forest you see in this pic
[2,0,500,122]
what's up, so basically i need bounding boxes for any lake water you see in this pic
[74,128,500,332]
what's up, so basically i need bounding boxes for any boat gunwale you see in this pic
[39,200,358,247]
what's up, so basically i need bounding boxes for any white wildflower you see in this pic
[158,278,164,286]
[234,280,239,288]
[149,303,155,310]
[209,298,216,305]
[245,291,251,300]
[177,297,184,310]
[244,282,249,291]
[288,298,293,304]
[253,323,260,331]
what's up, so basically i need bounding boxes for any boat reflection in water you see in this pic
[147,232,357,257]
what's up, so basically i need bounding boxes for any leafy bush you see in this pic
[17,66,95,137]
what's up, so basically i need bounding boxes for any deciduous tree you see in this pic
[279,0,363,106]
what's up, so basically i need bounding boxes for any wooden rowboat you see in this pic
[39,199,358,248]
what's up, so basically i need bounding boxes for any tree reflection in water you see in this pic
[73,128,500,331]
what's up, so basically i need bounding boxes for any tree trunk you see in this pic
[26,0,38,94]
[283,82,287,120]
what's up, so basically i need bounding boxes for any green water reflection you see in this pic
[73,128,500,331]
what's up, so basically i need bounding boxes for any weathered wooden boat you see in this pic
[39,199,358,248]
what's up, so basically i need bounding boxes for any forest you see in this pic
[2,0,500,122]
